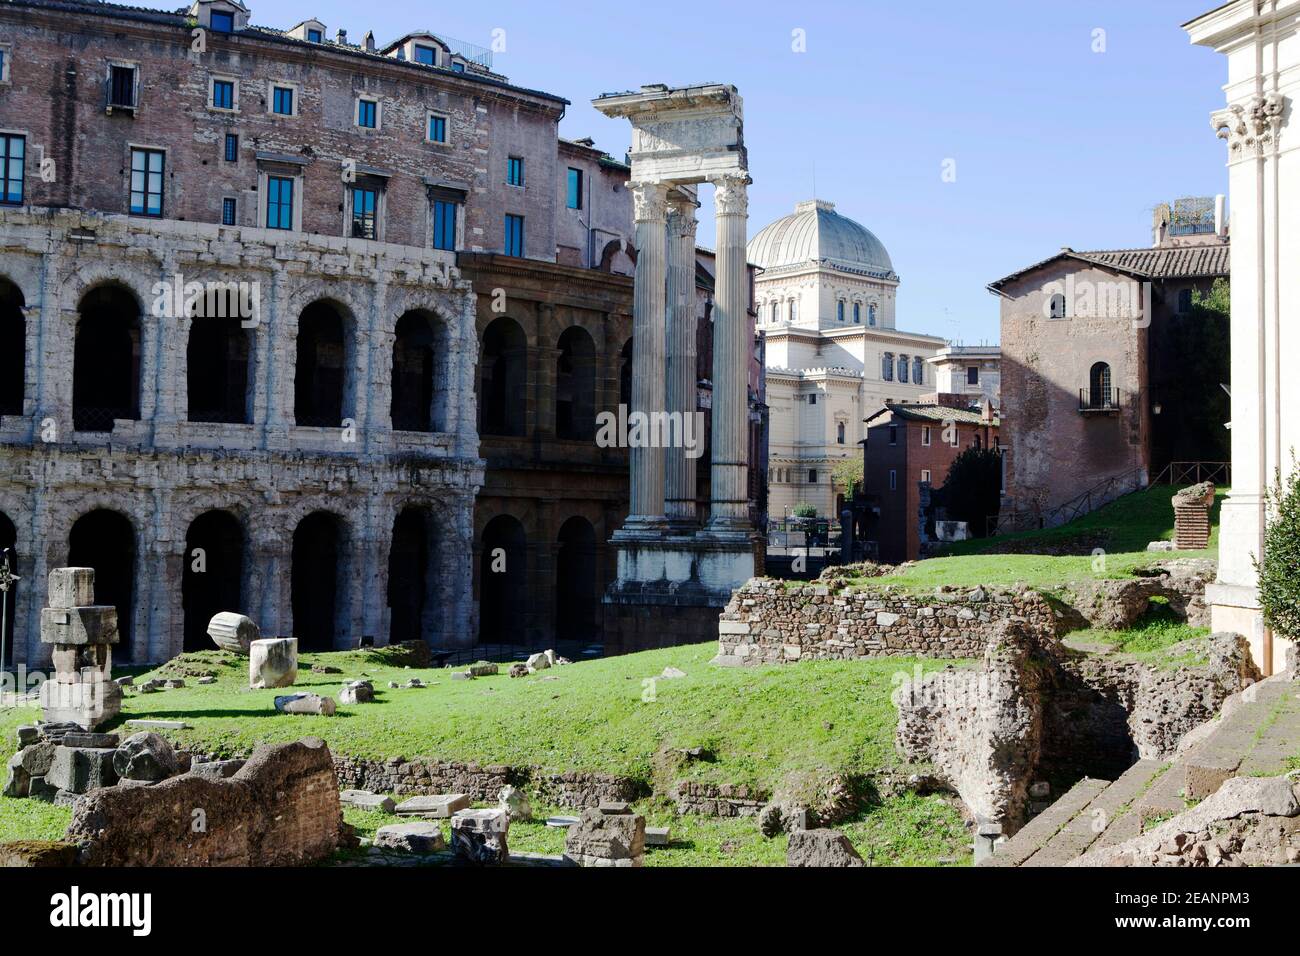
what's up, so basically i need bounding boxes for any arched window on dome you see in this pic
[898,354,909,384]
[882,352,894,382]
[868,304,877,327]
[853,303,861,324]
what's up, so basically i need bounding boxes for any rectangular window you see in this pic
[210,10,235,33]
[889,469,897,491]
[507,155,524,187]
[350,186,378,239]
[433,199,457,251]
[921,425,931,446]
[272,86,294,115]
[224,133,238,162]
[452,62,465,73]
[950,428,960,448]
[808,394,817,405]
[967,366,979,385]
[221,197,236,226]
[413,45,437,66]
[266,175,294,230]
[0,134,24,204]
[357,99,378,129]
[212,79,234,110]
[921,469,931,484]
[0,48,8,84]
[306,28,323,43]
[808,469,818,484]
[129,147,164,217]
[503,213,524,256]
[109,65,136,108]
[889,425,898,446]
[566,167,583,209]
[427,113,447,144]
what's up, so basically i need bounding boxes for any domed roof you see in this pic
[748,199,896,278]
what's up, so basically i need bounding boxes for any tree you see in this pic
[831,457,863,498]
[1256,461,1300,638]
[938,447,1002,538]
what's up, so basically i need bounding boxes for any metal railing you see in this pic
[1150,461,1231,486]
[1078,387,1121,412]
[988,466,1147,535]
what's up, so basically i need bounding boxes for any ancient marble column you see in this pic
[624,181,670,532]
[706,173,752,533]
[665,193,699,531]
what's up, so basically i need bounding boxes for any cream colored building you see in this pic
[749,199,945,519]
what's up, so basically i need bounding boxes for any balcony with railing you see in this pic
[1079,387,1121,413]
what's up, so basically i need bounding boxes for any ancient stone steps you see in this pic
[1023,759,1167,866]
[979,778,1109,867]
[1180,678,1294,799]
[1237,685,1300,778]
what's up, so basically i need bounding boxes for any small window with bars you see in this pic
[221,197,236,226]
[224,133,238,162]
[109,65,137,109]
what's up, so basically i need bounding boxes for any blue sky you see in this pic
[252,0,1228,344]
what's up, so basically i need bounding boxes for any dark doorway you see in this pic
[291,511,343,651]
[0,512,16,667]
[68,509,135,661]
[388,507,431,645]
[479,317,526,436]
[479,514,527,645]
[182,510,244,652]
[187,319,250,423]
[0,279,24,417]
[555,326,596,440]
[294,302,348,427]
[555,516,597,642]
[73,285,141,432]
[619,337,633,409]
[391,311,438,432]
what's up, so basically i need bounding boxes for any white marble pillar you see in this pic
[665,193,699,530]
[624,181,670,532]
[706,173,752,534]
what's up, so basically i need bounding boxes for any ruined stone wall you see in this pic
[717,578,1060,663]
[0,209,483,664]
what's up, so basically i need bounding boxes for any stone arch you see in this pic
[187,310,252,424]
[387,503,441,646]
[599,238,635,276]
[73,283,142,432]
[478,513,527,646]
[555,515,598,644]
[68,508,137,662]
[290,509,351,651]
[294,299,356,427]
[1089,361,1113,408]
[555,325,597,441]
[391,309,448,432]
[0,278,25,417]
[479,316,527,437]
[182,509,246,652]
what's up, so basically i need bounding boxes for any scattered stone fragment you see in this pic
[405,677,426,688]
[63,732,119,749]
[394,793,469,818]
[468,661,498,677]
[645,826,671,847]
[508,663,529,678]
[125,719,190,731]
[498,784,532,821]
[47,746,119,794]
[599,800,631,814]
[525,651,550,672]
[163,679,186,690]
[388,681,399,689]
[310,664,342,674]
[274,693,336,716]
[375,821,446,853]
[16,725,41,748]
[339,680,375,704]
[564,806,646,867]
[450,672,473,681]
[340,789,397,813]
[661,666,687,679]
[250,637,298,689]
[450,808,509,864]
[786,829,865,867]
[0,841,78,867]
[138,679,164,693]
[188,759,245,780]
[28,776,60,802]
[196,676,216,685]
[113,732,181,782]
[545,816,580,828]
[207,611,260,654]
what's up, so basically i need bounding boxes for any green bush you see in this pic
[939,447,1002,538]
[1257,461,1300,638]
[792,502,817,519]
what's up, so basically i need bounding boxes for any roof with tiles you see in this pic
[988,241,1229,292]
[864,402,999,428]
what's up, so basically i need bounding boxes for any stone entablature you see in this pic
[716,579,1059,663]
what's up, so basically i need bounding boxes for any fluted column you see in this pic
[665,193,699,530]
[706,173,752,533]
[623,181,670,532]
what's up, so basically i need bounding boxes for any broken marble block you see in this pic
[273,693,336,716]
[207,611,260,655]
[188,759,245,780]
[394,793,469,818]
[450,808,509,864]
[340,790,396,814]
[46,746,118,795]
[339,680,375,705]
[467,661,498,677]
[498,784,532,821]
[375,821,446,853]
[113,732,181,782]
[563,807,646,867]
[250,637,298,689]
[39,568,121,730]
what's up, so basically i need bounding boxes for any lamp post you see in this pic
[0,548,19,697]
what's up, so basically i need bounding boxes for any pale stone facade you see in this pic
[928,345,1002,410]
[751,200,945,519]
[1187,0,1300,674]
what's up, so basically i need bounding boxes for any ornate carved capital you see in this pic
[629,181,670,223]
[666,197,698,240]
[710,173,750,217]
[1212,92,1287,157]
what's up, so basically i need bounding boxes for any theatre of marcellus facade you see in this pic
[0,0,765,665]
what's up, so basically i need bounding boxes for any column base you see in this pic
[1205,581,1292,677]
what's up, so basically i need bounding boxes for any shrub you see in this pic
[792,502,817,519]
[939,447,1002,538]
[1257,461,1300,638]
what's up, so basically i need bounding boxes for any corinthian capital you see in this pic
[629,181,670,223]
[666,194,699,240]
[1212,92,1287,157]
[711,173,750,217]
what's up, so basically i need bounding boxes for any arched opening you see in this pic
[391,311,442,432]
[555,516,597,643]
[68,509,135,662]
[187,318,250,423]
[0,279,25,417]
[619,337,633,409]
[182,510,245,653]
[478,514,527,646]
[479,317,527,436]
[291,511,343,651]
[1049,292,1067,319]
[0,511,17,667]
[73,285,141,432]
[555,326,596,440]
[388,506,438,645]
[294,301,349,427]
[1089,361,1113,409]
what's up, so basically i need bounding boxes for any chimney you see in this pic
[1215,194,1226,237]
[363,31,375,53]
[336,28,348,45]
